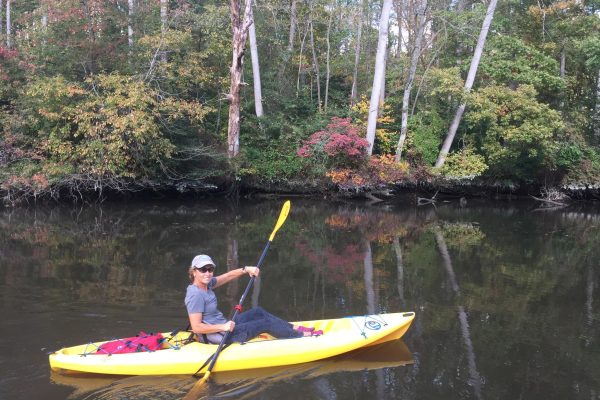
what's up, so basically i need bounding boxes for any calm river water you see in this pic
[0,197,598,399]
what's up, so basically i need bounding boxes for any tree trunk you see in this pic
[434,227,483,399]
[128,0,134,49]
[225,236,240,301]
[6,0,11,48]
[350,1,365,105]
[435,0,497,168]
[227,0,253,158]
[309,20,322,111]
[160,0,168,62]
[394,0,405,57]
[393,237,405,306]
[287,0,297,55]
[378,48,388,116]
[0,0,3,35]
[365,0,393,155]
[248,6,263,117]
[279,0,297,81]
[595,68,600,138]
[396,0,428,161]
[324,3,333,111]
[559,45,566,109]
[297,25,309,96]
[363,240,376,314]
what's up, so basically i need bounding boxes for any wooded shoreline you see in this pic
[1,1,599,208]
[2,176,599,207]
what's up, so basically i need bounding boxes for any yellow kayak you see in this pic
[50,339,412,397]
[49,312,414,376]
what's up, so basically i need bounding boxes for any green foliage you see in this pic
[466,85,564,180]
[439,148,489,179]
[240,147,306,183]
[479,36,564,99]
[407,111,447,166]
[580,36,600,70]
[560,144,600,184]
[13,74,210,181]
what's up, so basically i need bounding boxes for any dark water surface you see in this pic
[1,197,599,399]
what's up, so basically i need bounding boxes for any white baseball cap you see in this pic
[191,254,216,269]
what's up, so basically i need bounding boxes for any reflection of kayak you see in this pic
[50,312,414,375]
[50,339,413,397]
[211,337,413,385]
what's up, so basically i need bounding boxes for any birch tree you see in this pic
[296,23,309,96]
[227,0,254,158]
[396,0,428,161]
[128,0,134,49]
[324,2,334,111]
[365,0,393,155]
[435,0,498,168]
[595,69,600,137]
[160,0,168,62]
[279,0,297,80]
[6,0,11,48]
[309,18,322,111]
[350,1,364,105]
[248,4,263,117]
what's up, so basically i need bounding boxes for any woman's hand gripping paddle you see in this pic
[191,200,291,390]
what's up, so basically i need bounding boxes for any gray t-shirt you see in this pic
[184,277,227,325]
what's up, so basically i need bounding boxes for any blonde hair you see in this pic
[188,266,195,283]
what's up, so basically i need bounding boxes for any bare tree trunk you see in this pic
[378,48,387,116]
[350,1,365,105]
[128,0,134,49]
[396,0,428,161]
[324,3,334,111]
[393,237,405,306]
[82,1,97,74]
[595,69,600,138]
[248,6,264,117]
[435,0,497,168]
[227,0,254,158]
[434,227,483,400]
[226,236,240,301]
[309,19,322,111]
[365,0,393,155]
[394,0,405,57]
[585,266,594,346]
[6,0,11,48]
[0,0,3,35]
[559,45,566,109]
[297,25,309,96]
[160,0,168,62]
[364,240,376,314]
[279,0,297,81]
[287,0,297,55]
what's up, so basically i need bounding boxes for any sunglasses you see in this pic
[195,266,215,273]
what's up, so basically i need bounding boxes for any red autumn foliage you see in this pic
[297,117,369,168]
[295,242,364,283]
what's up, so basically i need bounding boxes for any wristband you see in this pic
[242,266,246,273]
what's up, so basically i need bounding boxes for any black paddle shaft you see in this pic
[203,241,272,373]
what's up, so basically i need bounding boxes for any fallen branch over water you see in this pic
[530,195,567,207]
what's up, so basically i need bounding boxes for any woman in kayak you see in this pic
[185,254,320,344]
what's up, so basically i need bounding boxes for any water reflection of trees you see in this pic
[422,205,600,399]
[2,201,600,399]
[0,203,238,305]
